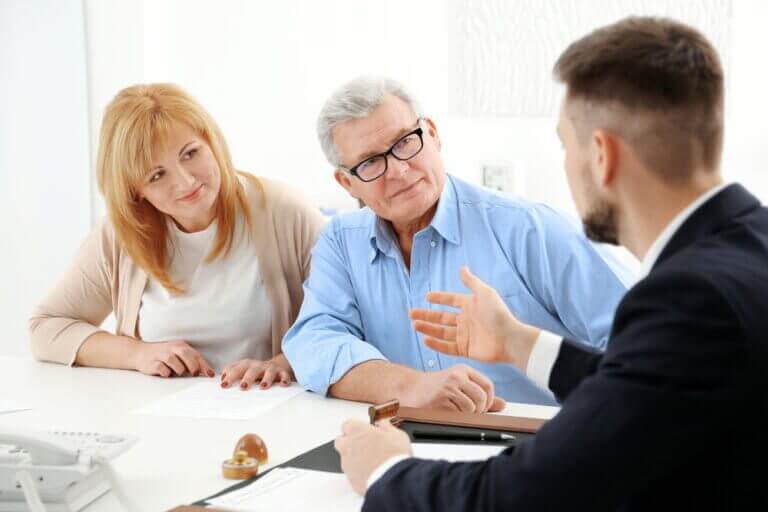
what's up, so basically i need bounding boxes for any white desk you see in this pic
[0,356,559,510]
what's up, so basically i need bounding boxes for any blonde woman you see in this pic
[29,83,325,390]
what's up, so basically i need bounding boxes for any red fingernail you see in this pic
[261,382,267,389]
[241,383,248,390]
[222,382,228,388]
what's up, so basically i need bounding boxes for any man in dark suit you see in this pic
[333,16,768,511]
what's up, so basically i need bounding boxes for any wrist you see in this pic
[127,337,147,371]
[503,325,541,371]
[394,368,426,406]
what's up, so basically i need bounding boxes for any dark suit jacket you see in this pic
[365,184,768,511]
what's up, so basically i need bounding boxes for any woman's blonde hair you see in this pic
[96,83,256,294]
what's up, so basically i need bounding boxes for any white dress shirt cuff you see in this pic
[366,454,411,491]
[526,330,563,390]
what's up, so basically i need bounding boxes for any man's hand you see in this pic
[334,420,412,495]
[221,354,294,390]
[133,340,215,378]
[400,364,505,413]
[410,266,541,371]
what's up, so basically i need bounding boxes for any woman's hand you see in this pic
[133,340,215,378]
[221,353,295,390]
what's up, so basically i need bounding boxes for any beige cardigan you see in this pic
[29,174,326,365]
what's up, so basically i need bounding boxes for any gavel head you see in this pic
[235,433,268,465]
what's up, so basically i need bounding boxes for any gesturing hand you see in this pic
[134,340,215,378]
[410,266,541,370]
[221,353,294,390]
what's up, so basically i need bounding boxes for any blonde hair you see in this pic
[96,83,256,294]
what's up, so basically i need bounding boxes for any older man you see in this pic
[282,76,631,407]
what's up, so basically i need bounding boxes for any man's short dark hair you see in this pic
[554,17,724,181]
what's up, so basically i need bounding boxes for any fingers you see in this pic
[152,361,172,378]
[221,362,247,388]
[424,291,467,308]
[489,396,506,412]
[413,320,457,341]
[460,266,488,295]
[176,349,201,376]
[424,336,461,356]
[447,389,476,412]
[444,397,461,411]
[466,368,497,413]
[164,354,186,376]
[458,379,489,413]
[277,369,291,386]
[409,308,458,325]
[198,355,215,378]
[259,366,278,389]
[240,363,266,390]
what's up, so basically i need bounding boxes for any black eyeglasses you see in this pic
[341,121,425,182]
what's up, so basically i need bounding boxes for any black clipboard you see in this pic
[193,422,534,506]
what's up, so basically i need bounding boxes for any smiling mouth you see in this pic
[178,184,203,202]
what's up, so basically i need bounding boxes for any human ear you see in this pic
[423,117,441,151]
[334,169,359,199]
[591,130,619,190]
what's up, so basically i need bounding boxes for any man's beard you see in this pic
[583,199,619,245]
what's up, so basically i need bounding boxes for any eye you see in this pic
[149,169,165,183]
[396,135,415,149]
[358,158,375,172]
[182,148,198,160]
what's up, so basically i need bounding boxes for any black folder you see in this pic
[194,421,535,506]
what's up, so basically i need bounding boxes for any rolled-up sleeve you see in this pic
[282,221,386,395]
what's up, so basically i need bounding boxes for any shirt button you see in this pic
[430,240,436,248]
[427,359,435,368]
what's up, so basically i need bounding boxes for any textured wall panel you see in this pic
[449,0,733,117]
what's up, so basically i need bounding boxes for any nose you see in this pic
[175,164,196,188]
[385,154,409,179]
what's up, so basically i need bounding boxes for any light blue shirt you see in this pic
[283,175,631,405]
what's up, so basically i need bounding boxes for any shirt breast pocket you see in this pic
[500,291,529,323]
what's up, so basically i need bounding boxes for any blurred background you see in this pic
[2,0,766,355]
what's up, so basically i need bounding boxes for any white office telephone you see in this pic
[0,429,138,512]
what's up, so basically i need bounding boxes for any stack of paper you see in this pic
[133,381,305,420]
[206,468,363,511]
[492,401,560,420]
[412,442,509,462]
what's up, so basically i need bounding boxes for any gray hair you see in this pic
[317,76,422,166]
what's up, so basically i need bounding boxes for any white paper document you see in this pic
[492,402,560,420]
[412,442,509,462]
[206,468,363,511]
[0,399,31,415]
[133,381,305,420]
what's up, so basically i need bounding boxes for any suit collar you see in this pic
[653,183,760,270]
[639,183,728,276]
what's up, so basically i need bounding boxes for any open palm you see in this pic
[410,267,538,366]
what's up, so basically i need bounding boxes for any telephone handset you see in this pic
[0,429,138,512]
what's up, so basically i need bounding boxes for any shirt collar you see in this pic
[367,175,461,263]
[429,176,461,245]
[639,182,729,277]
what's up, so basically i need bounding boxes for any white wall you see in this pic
[0,0,91,355]
[82,0,768,219]
[2,1,767,355]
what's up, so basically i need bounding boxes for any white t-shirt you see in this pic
[138,215,272,372]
